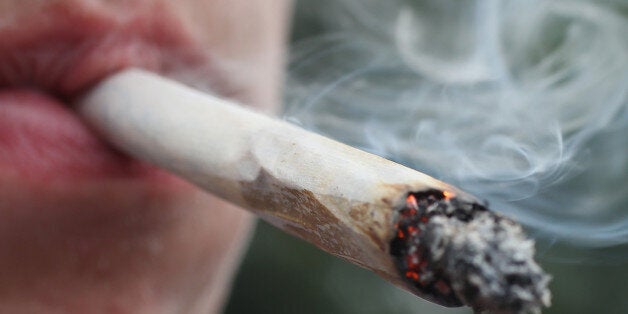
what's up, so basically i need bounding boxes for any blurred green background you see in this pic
[225,1,628,313]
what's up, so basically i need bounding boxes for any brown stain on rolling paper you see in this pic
[240,169,390,269]
[348,204,388,252]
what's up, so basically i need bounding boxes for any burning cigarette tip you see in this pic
[391,189,551,313]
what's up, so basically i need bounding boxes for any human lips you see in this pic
[0,2,206,182]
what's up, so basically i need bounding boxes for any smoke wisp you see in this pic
[285,0,628,254]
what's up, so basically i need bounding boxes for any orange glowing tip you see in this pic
[397,229,405,239]
[443,190,455,200]
[406,194,418,208]
[405,271,420,281]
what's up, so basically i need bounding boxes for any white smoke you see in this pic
[285,0,628,251]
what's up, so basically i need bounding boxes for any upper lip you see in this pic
[0,2,212,181]
[0,2,206,100]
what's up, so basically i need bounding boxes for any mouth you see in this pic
[0,2,208,183]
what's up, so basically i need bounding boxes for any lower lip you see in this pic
[0,90,165,183]
[0,4,207,188]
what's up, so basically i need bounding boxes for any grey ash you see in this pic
[390,190,551,313]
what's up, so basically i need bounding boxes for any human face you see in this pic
[0,1,290,313]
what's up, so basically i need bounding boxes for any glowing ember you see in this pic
[389,189,551,313]
[390,189,462,306]
[443,190,455,200]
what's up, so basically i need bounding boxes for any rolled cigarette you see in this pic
[77,69,551,313]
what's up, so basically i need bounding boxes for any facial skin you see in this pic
[0,1,290,313]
